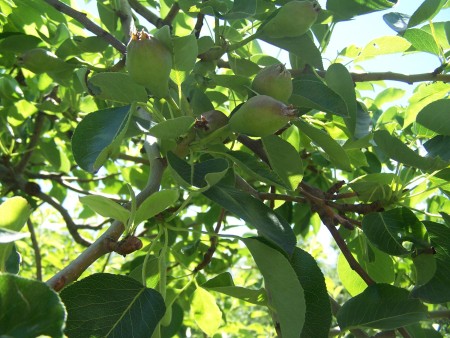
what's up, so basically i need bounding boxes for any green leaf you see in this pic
[190,287,222,336]
[203,183,297,255]
[262,135,303,191]
[403,28,442,55]
[325,63,357,120]
[243,238,306,338]
[412,253,437,287]
[72,105,132,173]
[172,34,198,71]
[338,239,395,296]
[0,273,66,338]
[362,207,427,256]
[374,130,448,172]
[290,248,331,338]
[261,34,323,70]
[349,173,398,202]
[149,116,195,139]
[134,189,179,225]
[411,221,450,303]
[337,284,427,330]
[327,0,396,20]
[416,99,450,136]
[0,197,30,272]
[203,272,267,306]
[0,227,29,243]
[39,138,70,173]
[408,0,446,28]
[60,273,165,338]
[424,136,450,161]
[88,73,148,104]
[356,36,411,61]
[79,195,130,223]
[223,0,256,19]
[294,120,352,171]
[167,152,229,192]
[290,79,349,117]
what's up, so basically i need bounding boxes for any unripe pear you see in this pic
[195,110,229,136]
[229,95,297,137]
[18,48,72,74]
[261,0,321,38]
[252,64,293,102]
[126,30,172,98]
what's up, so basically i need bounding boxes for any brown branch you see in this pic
[291,69,450,84]
[27,219,42,281]
[15,112,45,174]
[117,153,149,165]
[36,191,92,247]
[427,310,450,320]
[259,192,306,204]
[128,0,163,28]
[193,208,225,273]
[193,12,205,38]
[237,135,269,164]
[43,0,126,55]
[397,327,412,338]
[161,3,180,27]
[46,144,166,291]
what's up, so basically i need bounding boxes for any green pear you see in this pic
[126,30,172,98]
[195,110,229,136]
[229,95,297,137]
[252,64,293,102]
[261,0,321,38]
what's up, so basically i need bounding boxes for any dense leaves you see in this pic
[1,0,449,337]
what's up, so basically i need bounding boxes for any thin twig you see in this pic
[397,327,412,338]
[193,12,205,38]
[193,208,225,273]
[128,0,163,27]
[27,219,42,281]
[15,112,45,174]
[36,191,91,247]
[46,142,166,291]
[161,3,180,26]
[43,0,126,54]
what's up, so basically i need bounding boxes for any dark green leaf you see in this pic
[60,273,165,338]
[408,0,446,28]
[88,73,148,103]
[383,12,410,33]
[262,135,303,191]
[262,34,323,70]
[424,135,450,161]
[0,274,66,338]
[337,284,427,330]
[72,105,131,173]
[290,248,331,338]
[374,130,448,172]
[294,120,352,171]
[290,79,349,117]
[243,238,306,338]
[362,207,427,256]
[327,0,396,20]
[223,0,256,19]
[416,99,450,136]
[411,221,450,303]
[172,34,198,71]
[325,63,357,120]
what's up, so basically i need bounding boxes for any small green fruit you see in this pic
[229,95,297,137]
[261,0,321,38]
[18,48,71,74]
[126,30,172,98]
[252,64,293,102]
[195,110,229,136]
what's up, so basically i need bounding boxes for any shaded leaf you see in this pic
[172,34,198,71]
[88,73,148,103]
[416,99,450,136]
[383,12,410,33]
[0,274,66,338]
[290,247,331,338]
[424,135,450,161]
[72,105,132,173]
[325,63,357,120]
[262,135,303,191]
[243,238,306,338]
[60,273,165,338]
[327,0,397,20]
[337,284,427,330]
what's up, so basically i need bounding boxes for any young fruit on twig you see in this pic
[195,110,229,136]
[261,0,321,38]
[126,30,172,98]
[229,95,297,137]
[252,64,293,102]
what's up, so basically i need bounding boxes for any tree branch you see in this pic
[46,143,166,291]
[15,112,45,174]
[27,219,42,281]
[161,3,180,27]
[127,0,163,28]
[36,191,92,247]
[43,0,126,55]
